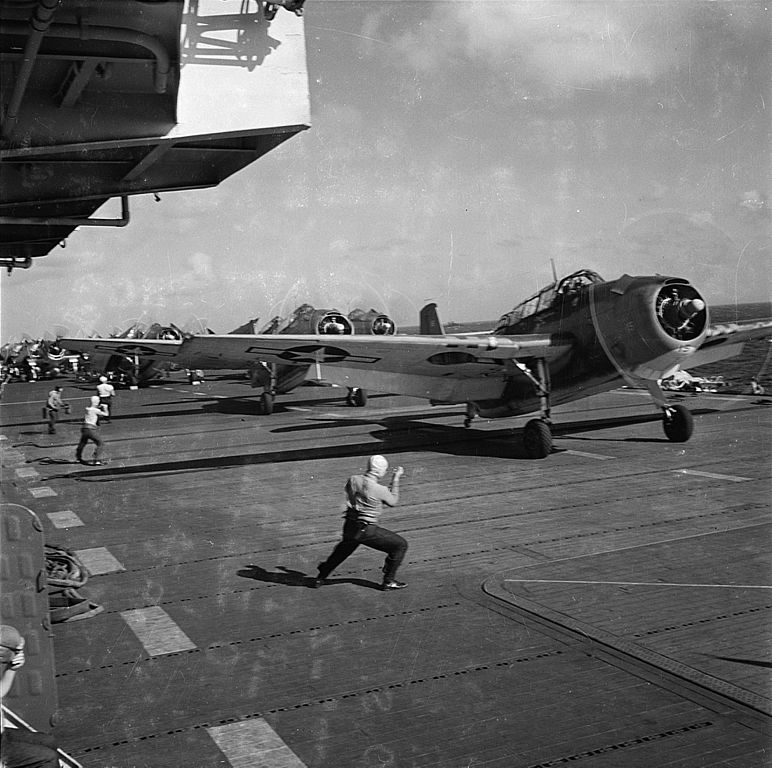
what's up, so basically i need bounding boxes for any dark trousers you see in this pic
[76,426,103,462]
[319,519,408,582]
[1,729,59,768]
[45,408,58,434]
[99,396,112,421]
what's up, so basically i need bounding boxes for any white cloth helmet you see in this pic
[368,455,388,477]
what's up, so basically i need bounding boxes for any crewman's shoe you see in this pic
[91,461,103,466]
[312,563,331,588]
[381,580,407,591]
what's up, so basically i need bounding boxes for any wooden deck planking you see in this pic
[2,376,770,766]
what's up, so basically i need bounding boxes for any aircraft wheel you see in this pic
[523,418,552,459]
[663,404,693,442]
[261,392,274,415]
[352,387,368,407]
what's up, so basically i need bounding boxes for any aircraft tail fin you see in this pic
[229,318,260,335]
[420,303,445,335]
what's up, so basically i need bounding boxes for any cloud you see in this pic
[392,1,695,91]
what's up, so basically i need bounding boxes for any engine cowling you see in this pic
[143,324,183,341]
[348,308,397,335]
[280,304,353,335]
[589,276,709,381]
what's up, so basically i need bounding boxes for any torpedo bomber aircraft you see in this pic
[233,304,397,413]
[60,270,772,457]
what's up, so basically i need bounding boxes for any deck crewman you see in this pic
[1,625,60,767]
[45,385,69,434]
[314,455,408,591]
[96,375,115,422]
[76,396,109,466]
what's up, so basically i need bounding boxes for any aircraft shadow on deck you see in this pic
[46,403,749,482]
[138,391,394,415]
[705,654,772,669]
[237,565,382,591]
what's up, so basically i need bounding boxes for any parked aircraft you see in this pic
[239,305,397,413]
[1,337,74,380]
[66,305,397,410]
[60,270,772,457]
[73,321,188,386]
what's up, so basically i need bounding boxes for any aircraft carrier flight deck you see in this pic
[1,375,770,767]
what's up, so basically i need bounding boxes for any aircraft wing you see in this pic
[684,318,772,370]
[60,337,184,361]
[61,332,573,402]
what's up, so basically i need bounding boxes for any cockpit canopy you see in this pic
[495,269,604,332]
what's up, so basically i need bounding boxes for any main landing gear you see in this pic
[465,358,555,459]
[249,361,276,414]
[517,358,554,458]
[644,380,694,443]
[346,387,368,407]
[260,392,274,415]
[523,418,552,459]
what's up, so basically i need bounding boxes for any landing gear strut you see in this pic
[249,361,277,415]
[520,358,553,458]
[464,357,554,458]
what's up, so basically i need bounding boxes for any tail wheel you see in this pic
[523,418,552,459]
[261,392,274,415]
[663,404,693,442]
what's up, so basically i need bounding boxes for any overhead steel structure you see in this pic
[0,0,310,272]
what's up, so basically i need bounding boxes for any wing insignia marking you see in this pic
[245,344,381,365]
[95,343,179,358]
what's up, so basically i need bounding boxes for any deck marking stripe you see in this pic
[565,450,615,460]
[29,487,57,498]
[15,467,40,479]
[673,469,751,482]
[121,606,197,657]
[285,406,311,412]
[504,579,772,589]
[208,719,307,768]
[47,510,84,528]
[74,547,125,575]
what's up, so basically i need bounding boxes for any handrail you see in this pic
[0,196,130,227]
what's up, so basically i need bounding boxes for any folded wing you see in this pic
[685,318,772,370]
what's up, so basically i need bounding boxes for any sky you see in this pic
[2,0,770,341]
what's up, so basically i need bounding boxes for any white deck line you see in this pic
[47,510,84,528]
[121,606,197,657]
[208,719,307,768]
[673,469,751,482]
[73,547,125,575]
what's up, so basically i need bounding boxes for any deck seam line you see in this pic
[69,649,567,755]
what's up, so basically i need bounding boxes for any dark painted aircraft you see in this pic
[72,321,188,387]
[60,270,772,457]
[65,305,397,411]
[237,304,397,413]
[1,338,73,380]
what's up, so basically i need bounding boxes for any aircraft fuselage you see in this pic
[473,273,709,418]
